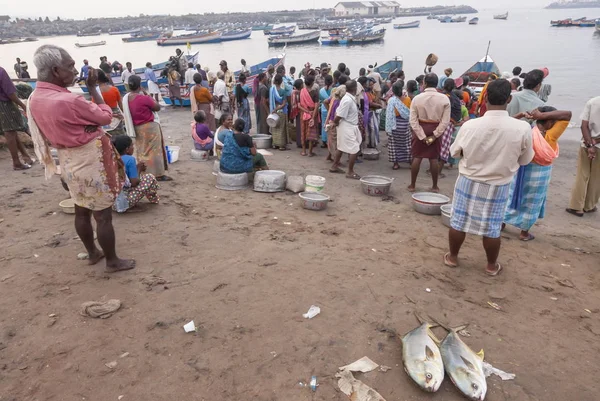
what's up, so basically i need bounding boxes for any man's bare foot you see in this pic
[407,185,416,192]
[430,187,440,193]
[105,259,136,273]
[88,250,105,266]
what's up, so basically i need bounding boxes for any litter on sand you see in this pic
[303,305,321,319]
[80,299,121,319]
[339,356,379,373]
[482,361,516,381]
[183,320,196,333]
[379,365,391,372]
[77,252,89,260]
[257,149,274,156]
[336,369,387,401]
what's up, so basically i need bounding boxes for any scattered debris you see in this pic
[487,302,502,311]
[303,305,321,319]
[371,248,377,253]
[34,254,39,258]
[80,299,122,319]
[584,309,592,314]
[211,283,228,292]
[48,313,57,318]
[283,222,292,225]
[118,396,124,400]
[259,262,278,267]
[458,329,471,337]
[336,369,387,401]
[141,275,167,290]
[309,375,318,392]
[59,286,70,292]
[119,352,129,358]
[560,263,571,267]
[105,361,118,369]
[379,365,391,372]
[339,356,379,373]
[381,195,400,204]
[183,321,196,333]
[270,351,277,358]
[482,361,516,380]
[1,274,15,283]
[17,188,34,194]
[425,288,431,293]
[550,297,558,301]
[77,253,89,260]
[557,279,575,288]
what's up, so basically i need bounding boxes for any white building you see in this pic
[333,2,401,17]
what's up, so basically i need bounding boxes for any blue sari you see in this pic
[220,130,253,174]
[319,87,332,142]
[234,85,252,134]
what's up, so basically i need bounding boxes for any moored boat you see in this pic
[75,40,106,48]
[373,56,403,81]
[264,26,296,36]
[252,24,274,31]
[77,31,101,37]
[268,30,320,46]
[109,28,140,35]
[494,12,508,20]
[234,53,286,81]
[469,17,479,25]
[427,14,439,20]
[157,31,221,46]
[346,28,385,44]
[220,29,252,41]
[439,16,452,23]
[320,28,347,45]
[393,20,420,29]
[461,54,501,95]
[451,16,467,23]
[122,31,166,43]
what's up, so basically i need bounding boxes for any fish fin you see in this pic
[477,349,484,361]
[453,324,470,333]
[429,315,450,332]
[425,345,436,361]
[460,355,476,371]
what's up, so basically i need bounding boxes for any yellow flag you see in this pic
[186,42,191,51]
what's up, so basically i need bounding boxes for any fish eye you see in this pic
[472,383,478,390]
[426,373,432,380]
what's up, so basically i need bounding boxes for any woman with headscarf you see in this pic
[299,75,319,156]
[122,75,171,181]
[504,107,571,241]
[234,73,252,134]
[385,80,411,170]
[269,74,289,150]
[219,118,269,174]
[190,73,215,131]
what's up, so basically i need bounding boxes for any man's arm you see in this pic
[434,98,451,138]
[409,100,425,140]
[449,128,463,158]
[580,99,597,160]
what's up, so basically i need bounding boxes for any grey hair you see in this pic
[216,70,224,79]
[33,44,71,81]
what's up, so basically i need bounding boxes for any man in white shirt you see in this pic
[121,62,135,92]
[240,59,249,75]
[330,80,362,180]
[213,71,230,115]
[445,79,534,276]
[567,96,600,216]
[184,63,196,89]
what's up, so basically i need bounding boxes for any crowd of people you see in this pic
[0,44,599,276]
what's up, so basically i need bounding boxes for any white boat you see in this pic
[157,31,221,46]
[494,12,508,20]
[393,20,420,29]
[75,41,106,48]
[268,30,320,46]
[469,17,479,25]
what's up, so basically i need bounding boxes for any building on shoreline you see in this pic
[334,1,401,17]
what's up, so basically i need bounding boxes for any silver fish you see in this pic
[439,328,487,401]
[401,319,444,392]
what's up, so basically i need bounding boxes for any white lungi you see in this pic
[337,120,362,154]
[147,81,160,95]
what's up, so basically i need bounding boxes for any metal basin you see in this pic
[362,148,380,160]
[253,170,286,192]
[252,134,273,149]
[412,192,451,215]
[299,192,330,211]
[216,171,249,191]
[360,175,394,196]
[266,113,280,128]
[440,204,452,227]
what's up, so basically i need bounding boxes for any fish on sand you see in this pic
[401,315,444,392]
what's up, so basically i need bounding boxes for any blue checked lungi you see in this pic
[504,163,552,231]
[450,175,510,238]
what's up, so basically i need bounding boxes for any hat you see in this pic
[454,77,464,88]
[219,60,227,66]
[444,68,453,75]
[541,67,550,78]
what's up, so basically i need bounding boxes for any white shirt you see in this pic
[184,68,196,85]
[336,93,359,125]
[450,110,534,185]
[213,79,228,103]
[367,71,382,92]
[581,96,600,148]
[240,65,249,74]
[121,69,135,86]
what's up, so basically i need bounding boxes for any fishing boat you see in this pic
[461,54,501,95]
[451,16,467,23]
[160,85,192,107]
[320,28,348,45]
[345,28,386,44]
[109,28,140,35]
[268,30,320,46]
[75,41,106,48]
[393,20,420,29]
[427,14,439,20]
[373,56,403,81]
[575,19,596,27]
[122,31,166,43]
[252,24,273,31]
[157,31,221,46]
[494,12,509,20]
[264,26,296,36]
[220,29,252,41]
[298,21,320,30]
[234,53,285,81]
[469,17,479,25]
[77,31,101,37]
[596,18,600,31]
[439,16,452,23]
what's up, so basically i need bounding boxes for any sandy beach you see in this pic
[1,105,599,400]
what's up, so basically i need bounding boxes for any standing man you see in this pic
[184,62,196,90]
[408,73,451,193]
[174,49,187,83]
[0,65,34,170]
[167,66,183,108]
[506,69,546,118]
[29,45,135,273]
[445,79,533,276]
[121,62,135,92]
[14,58,23,78]
[213,71,230,115]
[330,80,362,180]
[240,59,249,75]
[566,95,600,216]
[220,60,235,94]
[438,68,453,89]
[144,62,160,102]
[367,65,382,98]
[80,59,90,80]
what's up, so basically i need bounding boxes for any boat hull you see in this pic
[469,18,479,25]
[122,34,161,42]
[75,41,106,48]
[393,20,420,29]
[157,33,222,46]
[268,31,320,46]
[234,54,285,82]
[220,30,252,41]
[374,57,403,81]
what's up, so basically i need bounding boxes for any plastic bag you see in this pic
[286,176,305,193]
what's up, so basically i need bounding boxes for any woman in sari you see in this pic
[439,78,461,170]
[234,73,252,134]
[504,107,571,241]
[299,75,319,156]
[97,70,125,136]
[213,113,233,159]
[269,74,289,150]
[123,75,172,181]
[190,73,215,131]
[385,80,411,170]
[219,118,269,174]
[319,75,334,146]
[290,79,303,148]
[256,73,270,135]
[192,110,214,151]
[476,74,497,117]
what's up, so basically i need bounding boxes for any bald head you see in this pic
[34,44,76,86]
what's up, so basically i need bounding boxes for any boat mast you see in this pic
[484,40,491,63]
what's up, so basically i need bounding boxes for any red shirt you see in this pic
[128,94,155,126]
[30,82,112,148]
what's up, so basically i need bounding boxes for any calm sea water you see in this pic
[2,8,599,135]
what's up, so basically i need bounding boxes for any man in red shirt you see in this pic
[29,44,135,273]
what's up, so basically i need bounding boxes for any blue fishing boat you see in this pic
[160,85,192,107]
[374,56,403,81]
[109,28,140,35]
[264,26,296,36]
[461,54,501,95]
[439,16,452,23]
[234,53,286,81]
[122,31,167,43]
[252,24,273,31]
[157,31,222,46]
[393,20,420,29]
[220,29,252,41]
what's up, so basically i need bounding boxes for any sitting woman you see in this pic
[213,112,233,159]
[191,110,214,152]
[504,106,571,241]
[112,135,160,212]
[218,118,269,174]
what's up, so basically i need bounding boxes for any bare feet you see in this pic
[105,259,136,273]
[430,187,440,193]
[444,252,458,268]
[88,250,105,266]
[407,185,416,192]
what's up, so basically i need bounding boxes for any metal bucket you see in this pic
[252,134,273,149]
[216,171,249,191]
[360,175,394,196]
[253,170,286,192]
[299,192,330,211]
[267,113,280,128]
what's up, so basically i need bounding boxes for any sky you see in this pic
[0,0,552,20]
